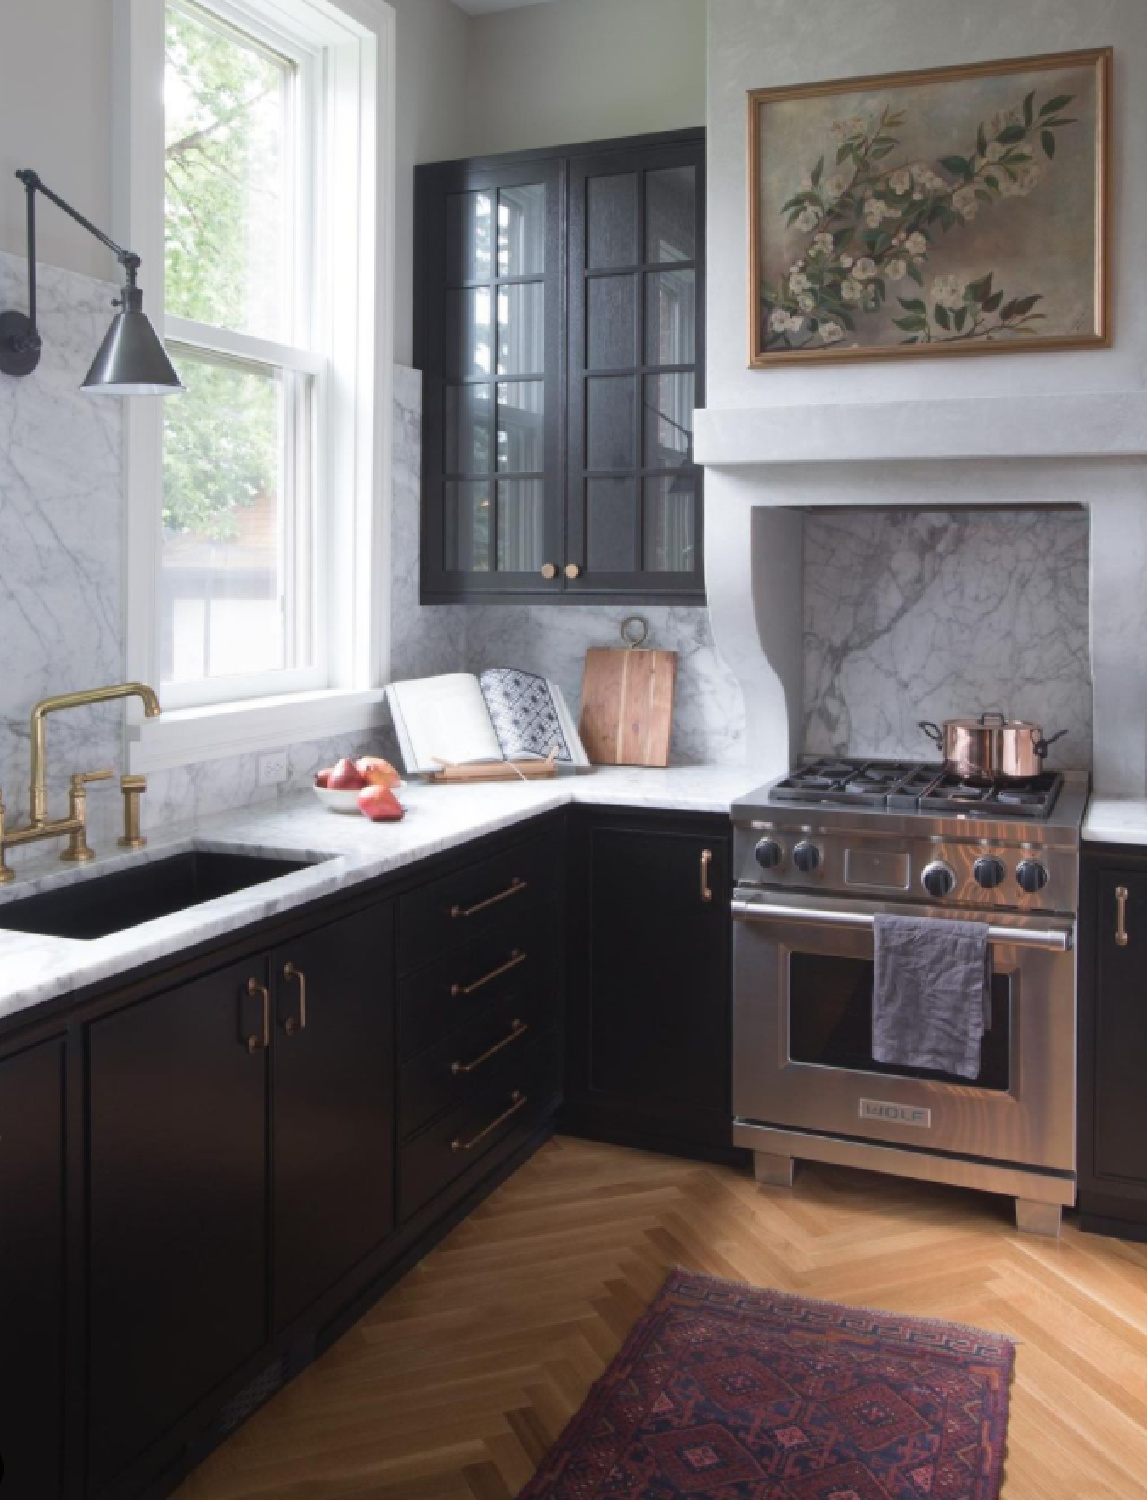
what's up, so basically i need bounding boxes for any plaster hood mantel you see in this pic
[694,391,1147,470]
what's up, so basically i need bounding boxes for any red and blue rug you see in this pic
[519,1269,1014,1499]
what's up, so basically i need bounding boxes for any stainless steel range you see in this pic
[730,757,1089,1237]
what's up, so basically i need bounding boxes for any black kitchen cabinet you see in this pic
[416,129,704,604]
[1077,841,1146,1239]
[562,810,737,1157]
[0,1039,66,1500]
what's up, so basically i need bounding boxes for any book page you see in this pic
[386,675,504,775]
[478,669,590,768]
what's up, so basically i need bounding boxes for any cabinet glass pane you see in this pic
[587,478,637,574]
[587,376,636,470]
[587,173,638,268]
[446,191,493,283]
[445,384,493,474]
[645,269,695,366]
[646,167,695,264]
[644,372,694,468]
[496,282,544,375]
[496,480,545,572]
[588,275,636,371]
[644,476,695,572]
[446,287,493,379]
[444,481,492,571]
[498,184,545,277]
[497,382,544,473]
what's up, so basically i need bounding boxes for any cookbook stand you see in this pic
[427,748,559,783]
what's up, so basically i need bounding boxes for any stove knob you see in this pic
[1016,859,1049,894]
[754,838,784,870]
[921,860,956,898]
[973,856,1006,890]
[793,841,822,874]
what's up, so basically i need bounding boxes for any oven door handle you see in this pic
[731,898,1073,951]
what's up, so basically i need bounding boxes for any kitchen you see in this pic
[0,1,1144,1499]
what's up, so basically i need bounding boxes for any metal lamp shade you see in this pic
[82,292,183,396]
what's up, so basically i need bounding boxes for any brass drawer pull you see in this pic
[451,1090,528,1152]
[699,848,713,903]
[1115,885,1129,947]
[451,875,526,919]
[282,962,307,1036]
[451,948,525,997]
[245,977,271,1054]
[452,1019,528,1076]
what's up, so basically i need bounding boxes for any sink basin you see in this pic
[0,850,319,941]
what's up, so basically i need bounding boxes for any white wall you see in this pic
[465,0,705,154]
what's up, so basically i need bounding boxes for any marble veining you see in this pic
[803,509,1092,769]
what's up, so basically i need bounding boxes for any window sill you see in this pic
[127,689,390,773]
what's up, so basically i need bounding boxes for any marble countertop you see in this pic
[0,764,759,1026]
[1082,795,1148,847]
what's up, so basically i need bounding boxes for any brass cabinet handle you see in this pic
[540,562,558,580]
[452,1018,528,1075]
[282,962,307,1036]
[451,1090,528,1152]
[564,562,581,579]
[1115,885,1129,947]
[451,875,526,919]
[245,977,271,1054]
[451,948,525,997]
[699,848,713,903]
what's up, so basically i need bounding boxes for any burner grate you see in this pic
[768,758,1063,819]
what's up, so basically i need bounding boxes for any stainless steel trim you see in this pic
[731,896,1073,951]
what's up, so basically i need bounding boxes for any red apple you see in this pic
[315,766,334,788]
[327,756,367,791]
[356,755,401,789]
[358,785,404,821]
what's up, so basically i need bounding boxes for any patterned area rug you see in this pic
[518,1269,1015,1499]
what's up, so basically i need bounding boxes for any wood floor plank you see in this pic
[175,1137,1146,1500]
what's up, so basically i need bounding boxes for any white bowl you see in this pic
[313,780,406,814]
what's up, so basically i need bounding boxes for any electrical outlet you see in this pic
[257,750,289,787]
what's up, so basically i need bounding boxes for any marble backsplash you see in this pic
[803,508,1092,768]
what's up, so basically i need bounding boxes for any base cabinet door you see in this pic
[0,1039,66,1500]
[88,959,269,1493]
[271,904,396,1331]
[564,811,733,1153]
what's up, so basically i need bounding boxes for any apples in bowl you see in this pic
[313,756,406,820]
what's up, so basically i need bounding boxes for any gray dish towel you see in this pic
[872,915,991,1081]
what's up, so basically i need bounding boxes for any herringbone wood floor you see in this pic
[177,1136,1146,1500]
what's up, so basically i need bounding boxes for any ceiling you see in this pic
[452,0,568,15]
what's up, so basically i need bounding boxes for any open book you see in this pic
[386,669,590,777]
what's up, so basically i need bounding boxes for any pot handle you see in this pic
[919,720,944,748]
[978,711,1007,727]
[1033,728,1068,759]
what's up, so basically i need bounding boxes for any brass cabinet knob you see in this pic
[540,562,558,580]
[564,562,582,579]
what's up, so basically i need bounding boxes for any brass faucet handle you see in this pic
[71,769,114,789]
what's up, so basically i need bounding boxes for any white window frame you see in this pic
[114,0,395,771]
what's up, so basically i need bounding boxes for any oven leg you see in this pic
[753,1151,795,1189]
[1014,1198,1062,1237]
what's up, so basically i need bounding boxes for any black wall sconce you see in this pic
[0,169,183,396]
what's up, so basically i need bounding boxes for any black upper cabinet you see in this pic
[417,130,705,604]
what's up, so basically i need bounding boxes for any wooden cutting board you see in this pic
[579,624,677,767]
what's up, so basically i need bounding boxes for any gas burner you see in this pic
[764,757,1066,820]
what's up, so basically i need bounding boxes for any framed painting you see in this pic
[748,48,1111,366]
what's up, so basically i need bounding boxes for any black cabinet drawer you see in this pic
[398,901,558,1062]
[399,1029,561,1222]
[399,983,553,1142]
[398,832,556,976]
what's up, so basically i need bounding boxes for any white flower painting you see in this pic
[749,49,1109,365]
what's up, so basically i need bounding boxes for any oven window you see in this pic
[788,954,1011,1091]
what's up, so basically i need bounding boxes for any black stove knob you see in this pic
[973,856,1006,890]
[754,838,784,870]
[793,840,822,874]
[1016,859,1049,894]
[921,860,956,898]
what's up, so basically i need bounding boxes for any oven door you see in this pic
[732,890,1076,1173]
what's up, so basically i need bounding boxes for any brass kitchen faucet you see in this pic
[0,682,161,884]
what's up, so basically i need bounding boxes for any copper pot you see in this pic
[919,713,1068,782]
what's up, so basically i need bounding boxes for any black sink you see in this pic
[0,850,318,941]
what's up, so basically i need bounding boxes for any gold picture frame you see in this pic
[747,47,1111,367]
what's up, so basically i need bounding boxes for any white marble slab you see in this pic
[0,765,758,1024]
[1082,796,1148,847]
